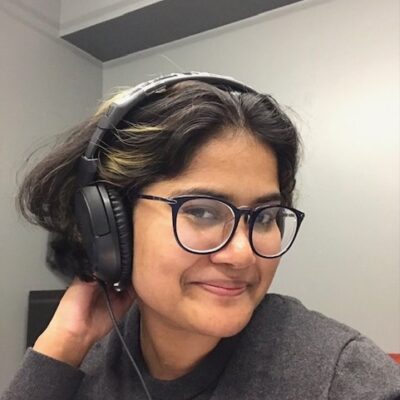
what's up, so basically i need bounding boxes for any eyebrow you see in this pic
[168,187,282,206]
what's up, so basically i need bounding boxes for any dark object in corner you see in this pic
[27,290,65,348]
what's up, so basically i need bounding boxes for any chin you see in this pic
[201,322,250,338]
[193,311,254,338]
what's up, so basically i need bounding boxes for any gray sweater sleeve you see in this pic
[328,336,400,400]
[0,348,84,400]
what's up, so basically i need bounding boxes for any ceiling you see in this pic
[61,0,303,62]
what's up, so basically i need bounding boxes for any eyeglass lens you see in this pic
[175,198,299,257]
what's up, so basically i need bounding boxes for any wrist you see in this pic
[33,328,93,368]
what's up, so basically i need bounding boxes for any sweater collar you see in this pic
[121,303,240,400]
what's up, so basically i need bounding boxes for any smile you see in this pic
[192,281,248,297]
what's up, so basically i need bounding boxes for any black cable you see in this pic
[97,279,153,400]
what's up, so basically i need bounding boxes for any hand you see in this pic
[33,278,135,367]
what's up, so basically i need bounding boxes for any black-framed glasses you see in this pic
[136,194,305,259]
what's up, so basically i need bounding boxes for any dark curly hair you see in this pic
[18,80,301,279]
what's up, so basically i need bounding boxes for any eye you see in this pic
[183,206,217,220]
[254,208,278,230]
[179,204,225,228]
[179,198,232,228]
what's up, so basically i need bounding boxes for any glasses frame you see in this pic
[136,194,305,259]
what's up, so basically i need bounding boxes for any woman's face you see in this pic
[133,129,281,338]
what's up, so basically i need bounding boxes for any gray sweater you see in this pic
[2,294,400,399]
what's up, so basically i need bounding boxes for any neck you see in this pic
[139,306,220,380]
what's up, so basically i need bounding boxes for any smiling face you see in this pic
[132,128,281,339]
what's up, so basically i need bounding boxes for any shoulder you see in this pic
[247,293,361,358]
[0,349,85,400]
[215,294,400,399]
[75,304,141,398]
[252,294,399,376]
[328,334,400,398]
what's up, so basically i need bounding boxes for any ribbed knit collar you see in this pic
[121,304,240,400]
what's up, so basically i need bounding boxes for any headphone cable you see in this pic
[97,279,153,400]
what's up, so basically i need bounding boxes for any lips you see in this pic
[191,280,249,297]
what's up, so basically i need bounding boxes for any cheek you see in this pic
[256,259,280,296]
[131,216,198,305]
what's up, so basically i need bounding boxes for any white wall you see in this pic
[0,1,102,392]
[103,0,400,352]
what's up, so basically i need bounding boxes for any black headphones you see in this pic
[74,72,256,290]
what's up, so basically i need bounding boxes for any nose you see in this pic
[209,219,256,269]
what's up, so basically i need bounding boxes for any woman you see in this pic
[2,72,399,400]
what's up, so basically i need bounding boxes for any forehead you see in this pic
[146,130,279,205]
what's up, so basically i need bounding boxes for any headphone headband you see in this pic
[77,72,256,187]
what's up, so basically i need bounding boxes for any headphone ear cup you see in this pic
[74,184,132,289]
[105,186,133,289]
